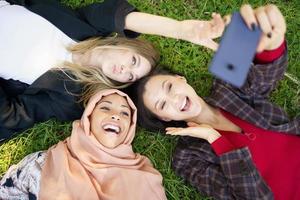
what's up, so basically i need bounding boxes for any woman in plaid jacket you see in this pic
[130,4,300,200]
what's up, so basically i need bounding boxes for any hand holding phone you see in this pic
[209,12,262,88]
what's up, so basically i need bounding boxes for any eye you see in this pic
[132,56,136,66]
[161,101,166,110]
[100,106,110,111]
[128,73,134,81]
[168,83,172,92]
[121,111,129,117]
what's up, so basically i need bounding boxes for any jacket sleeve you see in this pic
[208,44,300,134]
[0,71,84,142]
[172,137,273,200]
[7,0,139,40]
[77,0,139,38]
[212,47,287,100]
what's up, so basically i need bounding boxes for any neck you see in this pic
[188,97,242,132]
[189,99,219,125]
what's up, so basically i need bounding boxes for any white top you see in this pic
[0,1,75,84]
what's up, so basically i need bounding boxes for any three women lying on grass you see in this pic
[0,89,167,200]
[0,0,224,141]
[129,4,300,200]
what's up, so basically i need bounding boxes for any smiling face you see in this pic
[90,93,132,148]
[89,47,152,83]
[143,75,204,121]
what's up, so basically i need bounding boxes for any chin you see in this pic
[186,108,201,120]
[104,142,118,149]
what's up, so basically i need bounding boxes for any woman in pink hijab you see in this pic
[0,89,167,200]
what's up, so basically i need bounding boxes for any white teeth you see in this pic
[180,97,187,111]
[103,124,120,133]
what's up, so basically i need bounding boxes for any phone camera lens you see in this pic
[227,64,234,70]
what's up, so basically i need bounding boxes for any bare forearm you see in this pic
[125,12,181,39]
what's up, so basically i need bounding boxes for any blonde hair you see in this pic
[60,36,159,106]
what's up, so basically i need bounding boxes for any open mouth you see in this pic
[102,123,121,135]
[180,96,191,112]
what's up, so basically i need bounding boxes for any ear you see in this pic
[175,75,187,82]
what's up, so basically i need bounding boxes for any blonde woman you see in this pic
[0,0,224,142]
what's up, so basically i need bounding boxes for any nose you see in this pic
[111,114,120,121]
[120,65,124,72]
[165,91,180,107]
[120,64,130,73]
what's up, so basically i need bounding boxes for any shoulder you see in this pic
[27,69,84,96]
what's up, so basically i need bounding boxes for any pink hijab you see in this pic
[39,89,166,200]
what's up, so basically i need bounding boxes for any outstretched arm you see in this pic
[125,12,225,51]
[7,0,224,49]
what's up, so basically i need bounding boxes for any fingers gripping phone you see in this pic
[209,12,262,88]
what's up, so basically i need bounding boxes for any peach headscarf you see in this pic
[39,89,166,200]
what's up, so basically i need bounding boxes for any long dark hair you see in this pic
[124,67,186,132]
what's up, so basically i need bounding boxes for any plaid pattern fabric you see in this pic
[173,137,273,200]
[205,51,299,135]
[172,51,299,199]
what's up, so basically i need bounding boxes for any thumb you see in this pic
[223,14,231,26]
[198,123,214,128]
[198,39,219,51]
[256,36,269,53]
[187,122,200,127]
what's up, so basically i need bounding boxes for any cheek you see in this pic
[163,107,186,121]
[90,120,103,140]
[90,115,99,132]
[137,65,151,79]
[90,112,105,136]
[101,64,112,75]
[163,107,177,119]
[123,119,131,131]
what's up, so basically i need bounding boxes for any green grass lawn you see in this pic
[0,0,299,199]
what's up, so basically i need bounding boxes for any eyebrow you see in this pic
[162,80,167,90]
[137,54,141,68]
[100,101,112,104]
[121,104,130,109]
[134,55,141,81]
[154,80,167,110]
[99,101,131,112]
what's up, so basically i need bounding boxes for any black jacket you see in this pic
[1,0,138,142]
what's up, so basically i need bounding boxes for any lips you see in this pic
[113,65,122,74]
[179,96,191,112]
[102,123,121,136]
[112,65,118,74]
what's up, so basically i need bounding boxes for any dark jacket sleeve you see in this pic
[213,49,287,100]
[172,137,273,200]
[7,0,139,40]
[206,48,299,134]
[0,71,84,142]
[77,0,139,38]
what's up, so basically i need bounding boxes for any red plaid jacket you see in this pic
[172,48,300,200]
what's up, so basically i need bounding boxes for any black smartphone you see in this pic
[209,12,262,88]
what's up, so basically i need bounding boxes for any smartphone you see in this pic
[209,12,262,88]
